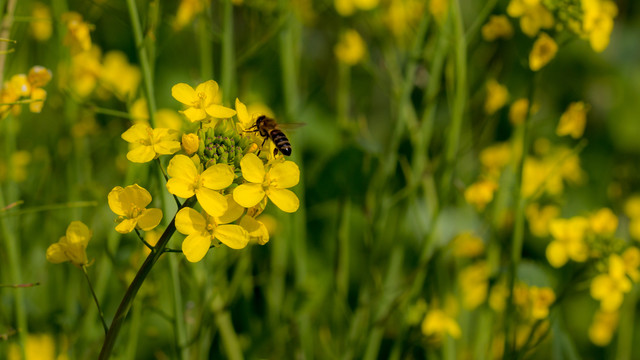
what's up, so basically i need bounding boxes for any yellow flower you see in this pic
[589,208,618,236]
[30,2,53,42]
[421,308,461,340]
[233,154,300,213]
[9,74,31,97]
[624,195,640,219]
[239,215,270,245]
[526,203,560,237]
[46,221,92,267]
[622,247,640,282]
[489,281,509,312]
[582,0,617,52]
[507,0,554,37]
[100,51,141,100]
[174,0,207,30]
[480,142,511,176]
[384,0,424,40]
[175,207,249,262]
[121,123,181,163]
[8,333,57,360]
[556,101,588,139]
[235,98,256,132]
[171,80,236,123]
[485,79,509,115]
[334,30,366,66]
[546,216,590,267]
[509,98,538,125]
[28,65,53,88]
[451,232,485,258]
[529,32,557,71]
[182,133,199,155]
[630,218,640,241]
[459,261,489,309]
[590,254,632,311]
[108,184,163,234]
[334,0,379,16]
[529,286,555,319]
[62,12,92,54]
[482,15,514,41]
[68,46,102,97]
[589,310,618,346]
[464,179,497,211]
[429,0,449,23]
[166,154,235,217]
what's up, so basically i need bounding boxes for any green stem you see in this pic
[169,254,189,360]
[126,0,156,126]
[99,197,197,359]
[213,295,243,360]
[220,0,234,102]
[616,286,638,360]
[82,266,108,335]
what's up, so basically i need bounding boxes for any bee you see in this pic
[249,115,299,157]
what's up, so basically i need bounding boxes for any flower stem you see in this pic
[99,197,197,359]
[220,0,235,102]
[81,265,108,335]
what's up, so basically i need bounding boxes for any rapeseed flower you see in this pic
[582,0,617,52]
[175,207,249,262]
[233,153,300,213]
[529,286,555,319]
[8,333,57,360]
[590,254,631,311]
[421,299,461,341]
[121,123,181,163]
[589,309,618,346]
[68,46,102,98]
[509,98,538,125]
[334,30,366,66]
[30,2,53,42]
[100,51,141,100]
[485,79,509,115]
[182,133,199,155]
[334,0,379,16]
[507,0,554,37]
[526,203,560,237]
[459,261,489,309]
[62,12,92,54]
[482,15,513,41]
[46,221,92,267]
[239,215,270,245]
[546,216,590,267]
[464,179,497,211]
[589,208,617,236]
[529,32,557,71]
[166,154,235,217]
[108,184,163,234]
[622,247,640,282]
[556,101,588,139]
[172,80,235,123]
[174,0,208,30]
[428,0,449,23]
[451,232,484,258]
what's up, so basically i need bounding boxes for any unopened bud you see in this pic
[182,133,199,155]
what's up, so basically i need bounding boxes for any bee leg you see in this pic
[257,137,267,157]
[273,148,278,157]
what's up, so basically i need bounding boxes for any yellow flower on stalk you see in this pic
[233,153,300,213]
[175,207,249,262]
[622,247,640,282]
[624,195,640,219]
[458,261,489,309]
[589,208,617,236]
[589,309,618,346]
[482,15,514,41]
[68,46,102,98]
[8,333,57,360]
[166,154,235,217]
[30,2,53,42]
[108,184,163,234]
[485,79,509,115]
[384,0,424,40]
[451,232,485,258]
[529,286,555,320]
[421,306,461,340]
[489,281,509,312]
[590,254,632,311]
[171,80,236,123]
[100,51,141,100]
[334,0,379,16]
[556,101,589,139]
[545,216,590,267]
[428,0,449,23]
[507,0,554,37]
[239,215,270,245]
[480,142,511,177]
[46,221,92,267]
[464,179,498,211]
[509,98,538,125]
[529,32,557,71]
[525,203,560,237]
[121,123,181,163]
[61,12,92,53]
[174,0,208,30]
[334,30,366,66]
[582,0,617,52]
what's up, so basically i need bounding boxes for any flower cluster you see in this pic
[0,66,52,118]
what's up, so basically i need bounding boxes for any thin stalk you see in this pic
[169,254,189,360]
[464,0,499,45]
[81,266,108,335]
[616,286,638,360]
[99,197,197,359]
[0,201,97,217]
[336,61,350,130]
[220,0,234,102]
[126,0,157,126]
[134,228,154,251]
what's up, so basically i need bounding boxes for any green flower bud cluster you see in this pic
[197,122,252,168]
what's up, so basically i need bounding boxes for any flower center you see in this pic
[130,205,143,219]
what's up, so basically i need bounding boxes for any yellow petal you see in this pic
[182,232,212,262]
[121,123,150,143]
[46,242,68,264]
[167,154,199,181]
[214,224,249,249]
[200,164,234,190]
[233,183,265,208]
[196,80,218,100]
[107,186,127,216]
[205,104,237,118]
[269,161,300,189]
[182,107,207,122]
[239,215,269,245]
[268,188,299,213]
[30,88,47,113]
[115,218,138,234]
[127,145,156,163]
[153,128,179,141]
[123,184,152,209]
[153,140,181,155]
[137,208,163,231]
[175,207,207,235]
[166,178,196,198]
[217,194,245,224]
[240,153,265,183]
[171,83,196,105]
[235,98,251,128]
[546,240,568,268]
[66,221,92,245]
[196,187,228,217]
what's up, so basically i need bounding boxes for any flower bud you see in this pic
[182,133,199,155]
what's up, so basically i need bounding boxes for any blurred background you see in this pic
[1,0,640,359]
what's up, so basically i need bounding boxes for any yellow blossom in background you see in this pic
[489,281,509,312]
[46,221,92,267]
[334,30,366,66]
[509,98,538,125]
[630,219,640,241]
[582,0,617,52]
[100,51,141,100]
[182,133,199,155]
[482,15,514,41]
[507,0,554,37]
[9,74,31,97]
[233,153,300,213]
[334,0,379,16]
[62,12,92,54]
[174,0,208,30]
[8,333,57,360]
[546,216,590,267]
[384,0,424,40]
[421,306,461,341]
[175,207,249,262]
[464,179,497,211]
[529,32,557,71]
[166,154,235,217]
[8,151,32,183]
[622,247,640,282]
[526,203,560,237]
[529,286,555,319]
[589,208,618,236]
[68,46,102,97]
[108,184,163,234]
[30,2,53,42]
[624,195,640,219]
[589,310,618,346]
[458,261,489,309]
[556,101,588,139]
[451,232,485,258]
[429,0,449,23]
[484,79,509,115]
[172,80,235,123]
[480,142,511,177]
[239,215,270,245]
[121,124,181,163]
[590,254,632,311]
